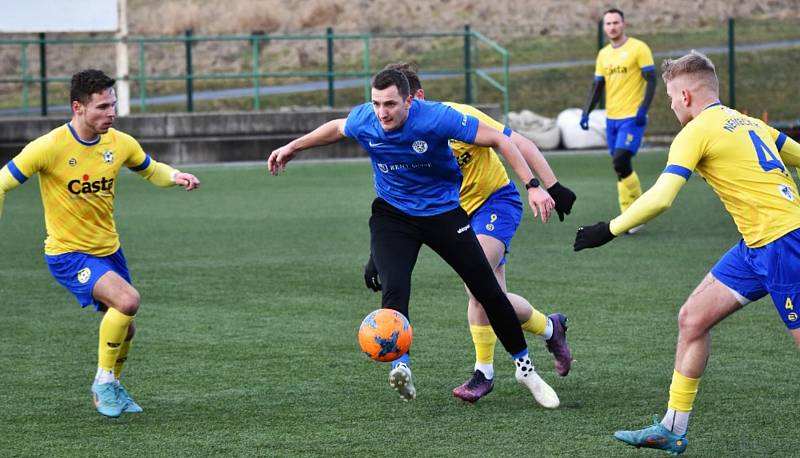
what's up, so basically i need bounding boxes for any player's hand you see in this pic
[579,113,590,130]
[546,182,576,222]
[364,254,381,292]
[267,145,296,176]
[174,172,200,191]
[574,221,615,251]
[635,107,648,126]
[527,187,554,224]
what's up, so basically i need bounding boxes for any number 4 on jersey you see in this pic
[749,130,785,173]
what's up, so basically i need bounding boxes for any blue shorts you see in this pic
[606,117,646,155]
[469,181,523,266]
[711,228,800,329]
[45,249,132,311]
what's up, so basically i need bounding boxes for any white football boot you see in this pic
[388,363,416,401]
[514,356,559,408]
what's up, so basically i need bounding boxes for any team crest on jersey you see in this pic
[77,267,92,284]
[68,158,77,167]
[102,150,114,164]
[779,184,795,201]
[412,140,428,154]
[377,163,389,173]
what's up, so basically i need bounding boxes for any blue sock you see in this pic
[391,353,410,369]
[511,348,529,361]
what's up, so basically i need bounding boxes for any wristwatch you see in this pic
[525,178,540,190]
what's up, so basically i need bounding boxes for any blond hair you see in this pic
[661,50,719,94]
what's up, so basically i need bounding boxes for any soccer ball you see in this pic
[358,309,413,362]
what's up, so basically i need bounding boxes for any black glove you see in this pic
[547,182,576,222]
[364,254,381,292]
[574,221,615,251]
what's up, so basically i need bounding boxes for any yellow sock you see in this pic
[667,369,701,412]
[617,171,642,212]
[98,308,134,372]
[114,338,132,379]
[470,325,497,365]
[520,309,547,336]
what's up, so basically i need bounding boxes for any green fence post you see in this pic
[728,17,736,109]
[597,20,604,109]
[138,40,146,112]
[363,35,370,102]
[185,29,194,112]
[39,32,47,116]
[252,31,264,111]
[464,24,472,104]
[327,27,335,107]
[21,44,29,114]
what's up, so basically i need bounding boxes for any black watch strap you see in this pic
[525,178,540,190]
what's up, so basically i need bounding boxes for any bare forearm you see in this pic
[496,136,534,183]
[512,132,556,187]
[288,119,345,153]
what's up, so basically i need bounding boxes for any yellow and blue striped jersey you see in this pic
[665,104,800,247]
[595,37,655,119]
[2,123,169,256]
[444,102,512,216]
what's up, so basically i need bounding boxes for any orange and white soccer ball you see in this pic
[358,309,413,362]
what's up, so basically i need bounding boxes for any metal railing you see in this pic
[0,26,510,119]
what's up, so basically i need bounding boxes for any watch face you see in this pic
[526,178,540,189]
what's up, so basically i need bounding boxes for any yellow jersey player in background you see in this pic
[580,8,656,233]
[574,51,800,454]
[364,63,576,405]
[0,69,200,418]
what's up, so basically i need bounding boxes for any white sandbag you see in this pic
[557,108,607,149]
[507,109,561,150]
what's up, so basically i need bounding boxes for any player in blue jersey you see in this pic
[362,62,575,404]
[581,8,656,234]
[574,51,800,454]
[269,68,561,407]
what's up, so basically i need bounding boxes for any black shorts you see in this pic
[368,198,526,355]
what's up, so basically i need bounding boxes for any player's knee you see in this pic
[677,304,708,339]
[612,149,633,179]
[113,289,140,316]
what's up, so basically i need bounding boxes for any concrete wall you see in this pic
[0,105,502,165]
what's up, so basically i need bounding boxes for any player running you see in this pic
[574,51,800,454]
[580,8,656,234]
[0,69,200,418]
[269,68,560,407]
[363,63,575,404]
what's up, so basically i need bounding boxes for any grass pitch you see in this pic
[0,152,797,457]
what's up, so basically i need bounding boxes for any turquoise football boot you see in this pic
[91,382,123,418]
[117,383,143,413]
[614,416,688,455]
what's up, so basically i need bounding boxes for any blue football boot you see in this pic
[117,383,143,413]
[614,416,688,455]
[91,382,123,418]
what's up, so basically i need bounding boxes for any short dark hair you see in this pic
[371,68,410,99]
[603,8,624,21]
[383,62,422,94]
[70,69,115,104]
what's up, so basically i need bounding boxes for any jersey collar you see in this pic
[67,122,101,146]
[703,101,722,111]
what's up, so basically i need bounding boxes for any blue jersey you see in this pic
[344,99,479,216]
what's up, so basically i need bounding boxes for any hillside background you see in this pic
[128,0,800,37]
